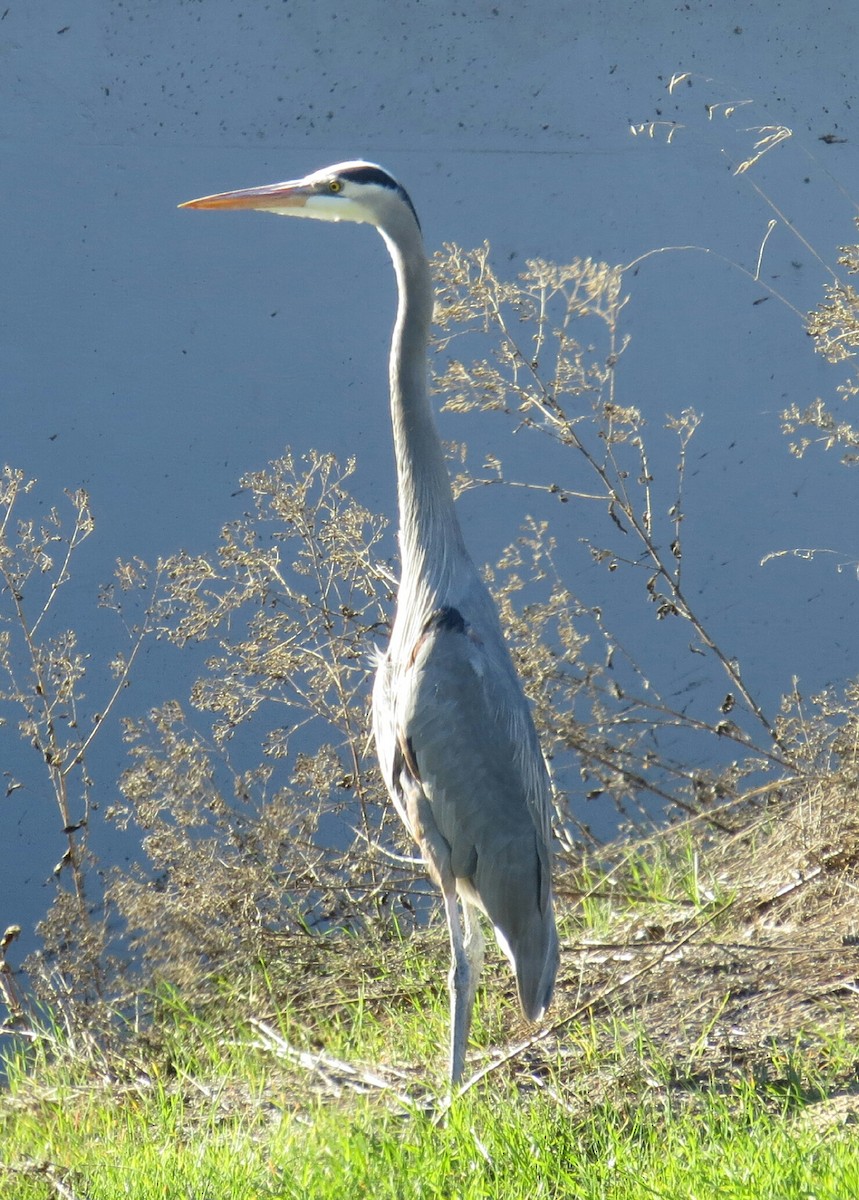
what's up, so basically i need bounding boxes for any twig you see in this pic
[247,1017,418,1110]
[0,1162,86,1200]
[754,866,823,913]
[45,1166,86,1200]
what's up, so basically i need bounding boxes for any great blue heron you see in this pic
[180,162,559,1084]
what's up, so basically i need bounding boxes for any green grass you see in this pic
[571,831,736,942]
[4,819,859,1200]
[3,1050,859,1199]
[3,968,859,1200]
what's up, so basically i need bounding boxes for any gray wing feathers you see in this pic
[375,608,558,1020]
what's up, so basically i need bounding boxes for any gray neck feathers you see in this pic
[380,225,466,594]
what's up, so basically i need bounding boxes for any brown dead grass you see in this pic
[517,768,859,1117]
[247,766,859,1119]
[6,763,859,1128]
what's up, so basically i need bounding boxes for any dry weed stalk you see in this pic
[431,246,796,794]
[0,469,156,1024]
[786,225,859,464]
[2,221,857,1049]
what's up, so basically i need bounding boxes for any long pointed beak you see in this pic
[178,179,312,213]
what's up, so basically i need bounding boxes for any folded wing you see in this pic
[374,605,558,1021]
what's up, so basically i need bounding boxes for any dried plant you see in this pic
[431,246,796,817]
[785,222,859,464]
[97,244,814,1007]
[630,75,859,471]
[108,450,408,992]
[0,469,156,1027]
[3,230,857,1042]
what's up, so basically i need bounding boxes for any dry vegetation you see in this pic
[2,216,859,1129]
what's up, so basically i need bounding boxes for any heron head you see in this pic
[179,161,420,233]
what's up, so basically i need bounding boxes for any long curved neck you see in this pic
[380,225,466,591]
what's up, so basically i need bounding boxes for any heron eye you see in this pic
[328,179,343,193]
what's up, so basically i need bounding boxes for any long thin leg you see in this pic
[442,888,485,1085]
[441,884,470,1085]
[398,781,485,1085]
[462,898,485,1016]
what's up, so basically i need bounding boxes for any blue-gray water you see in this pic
[2,1,857,970]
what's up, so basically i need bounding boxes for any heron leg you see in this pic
[442,890,485,1086]
[399,782,485,1084]
[441,885,470,1086]
[462,898,485,1011]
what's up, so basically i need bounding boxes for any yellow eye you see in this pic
[328,179,343,193]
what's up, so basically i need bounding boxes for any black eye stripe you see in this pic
[335,165,421,231]
[339,165,398,189]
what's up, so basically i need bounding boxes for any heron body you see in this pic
[181,163,559,1084]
